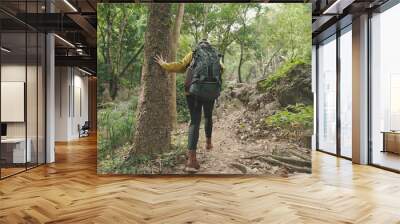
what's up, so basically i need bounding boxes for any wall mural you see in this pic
[97,3,312,175]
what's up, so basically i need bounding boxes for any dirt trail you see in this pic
[165,82,312,176]
[172,106,311,176]
[181,109,251,174]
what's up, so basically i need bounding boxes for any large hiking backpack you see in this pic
[186,41,222,100]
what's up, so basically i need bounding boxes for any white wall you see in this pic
[72,73,89,138]
[55,67,69,141]
[55,67,89,141]
[1,65,25,81]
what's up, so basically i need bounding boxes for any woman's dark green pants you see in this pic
[186,95,215,151]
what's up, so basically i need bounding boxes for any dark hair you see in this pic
[198,39,210,47]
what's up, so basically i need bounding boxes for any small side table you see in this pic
[1,138,32,164]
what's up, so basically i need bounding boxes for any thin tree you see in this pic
[168,3,185,129]
[202,3,209,39]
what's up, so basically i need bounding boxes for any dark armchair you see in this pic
[79,121,90,138]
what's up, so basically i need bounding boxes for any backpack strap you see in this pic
[208,63,213,81]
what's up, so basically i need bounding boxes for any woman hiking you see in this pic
[154,39,224,173]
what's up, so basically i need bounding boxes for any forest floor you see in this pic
[98,83,312,176]
[172,109,254,175]
[167,88,312,176]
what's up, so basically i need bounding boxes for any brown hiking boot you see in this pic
[206,138,213,150]
[185,150,200,173]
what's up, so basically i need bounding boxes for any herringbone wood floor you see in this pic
[1,135,400,224]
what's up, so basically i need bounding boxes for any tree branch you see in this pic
[118,44,145,78]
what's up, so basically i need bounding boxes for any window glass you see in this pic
[340,27,352,158]
[0,1,46,178]
[317,35,337,154]
[371,3,400,171]
[1,31,28,177]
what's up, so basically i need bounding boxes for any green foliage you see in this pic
[265,104,313,131]
[259,4,312,62]
[98,149,152,174]
[257,59,308,91]
[97,96,138,160]
[155,142,187,169]
[97,4,147,101]
[177,34,195,59]
[116,153,153,174]
[100,133,187,174]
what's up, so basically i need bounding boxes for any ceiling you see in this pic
[0,0,97,75]
[311,0,390,43]
[1,32,46,64]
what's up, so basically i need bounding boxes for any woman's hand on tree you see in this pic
[154,54,166,67]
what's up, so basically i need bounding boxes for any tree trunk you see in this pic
[105,9,116,100]
[238,43,243,83]
[132,4,173,155]
[110,76,118,100]
[168,3,185,129]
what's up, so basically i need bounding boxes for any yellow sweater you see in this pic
[160,52,224,74]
